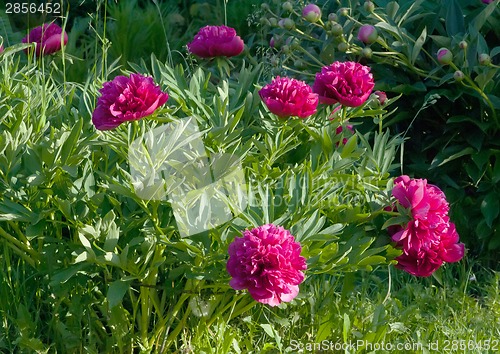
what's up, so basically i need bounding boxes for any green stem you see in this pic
[0,227,38,267]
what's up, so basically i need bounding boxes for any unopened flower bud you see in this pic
[362,47,372,58]
[282,2,293,12]
[331,23,343,36]
[374,90,387,105]
[302,3,322,23]
[479,53,491,65]
[453,70,465,81]
[357,24,378,44]
[328,13,338,22]
[339,7,349,16]
[282,45,290,54]
[269,18,278,27]
[261,3,270,11]
[338,42,348,52]
[364,1,375,12]
[459,41,468,50]
[437,47,453,65]
[279,18,295,30]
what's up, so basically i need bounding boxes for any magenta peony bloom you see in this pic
[22,23,68,56]
[226,224,307,306]
[357,24,378,44]
[259,76,319,118]
[389,175,465,277]
[92,73,169,130]
[313,61,375,106]
[187,25,244,58]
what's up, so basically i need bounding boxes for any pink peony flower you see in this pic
[187,25,244,58]
[226,224,307,306]
[357,24,378,44]
[92,73,169,130]
[389,175,465,277]
[259,76,319,118]
[22,23,68,56]
[313,61,375,106]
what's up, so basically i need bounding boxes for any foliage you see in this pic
[254,0,500,259]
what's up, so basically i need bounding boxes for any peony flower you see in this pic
[259,76,319,118]
[226,224,307,306]
[22,23,68,56]
[92,73,169,130]
[388,175,465,277]
[313,61,374,106]
[187,25,244,58]
[357,24,378,44]
[302,4,322,23]
[437,48,453,65]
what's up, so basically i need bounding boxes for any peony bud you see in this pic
[328,13,338,22]
[282,2,293,12]
[302,3,322,23]
[331,23,343,36]
[437,48,453,65]
[279,18,295,30]
[478,53,491,65]
[453,70,465,82]
[337,42,348,52]
[459,41,468,50]
[364,1,375,12]
[374,91,387,105]
[339,7,349,16]
[269,18,278,27]
[362,47,373,58]
[261,3,270,10]
[357,25,378,44]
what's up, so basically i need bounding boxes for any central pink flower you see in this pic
[92,73,169,130]
[259,76,318,118]
[313,61,374,106]
[187,25,244,58]
[22,23,68,56]
[389,175,465,277]
[226,224,307,306]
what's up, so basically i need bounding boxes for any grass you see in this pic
[160,259,500,353]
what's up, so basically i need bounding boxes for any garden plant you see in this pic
[0,0,499,353]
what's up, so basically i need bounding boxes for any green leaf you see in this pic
[411,27,427,65]
[60,118,83,165]
[107,279,132,308]
[481,193,499,228]
[445,0,465,36]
